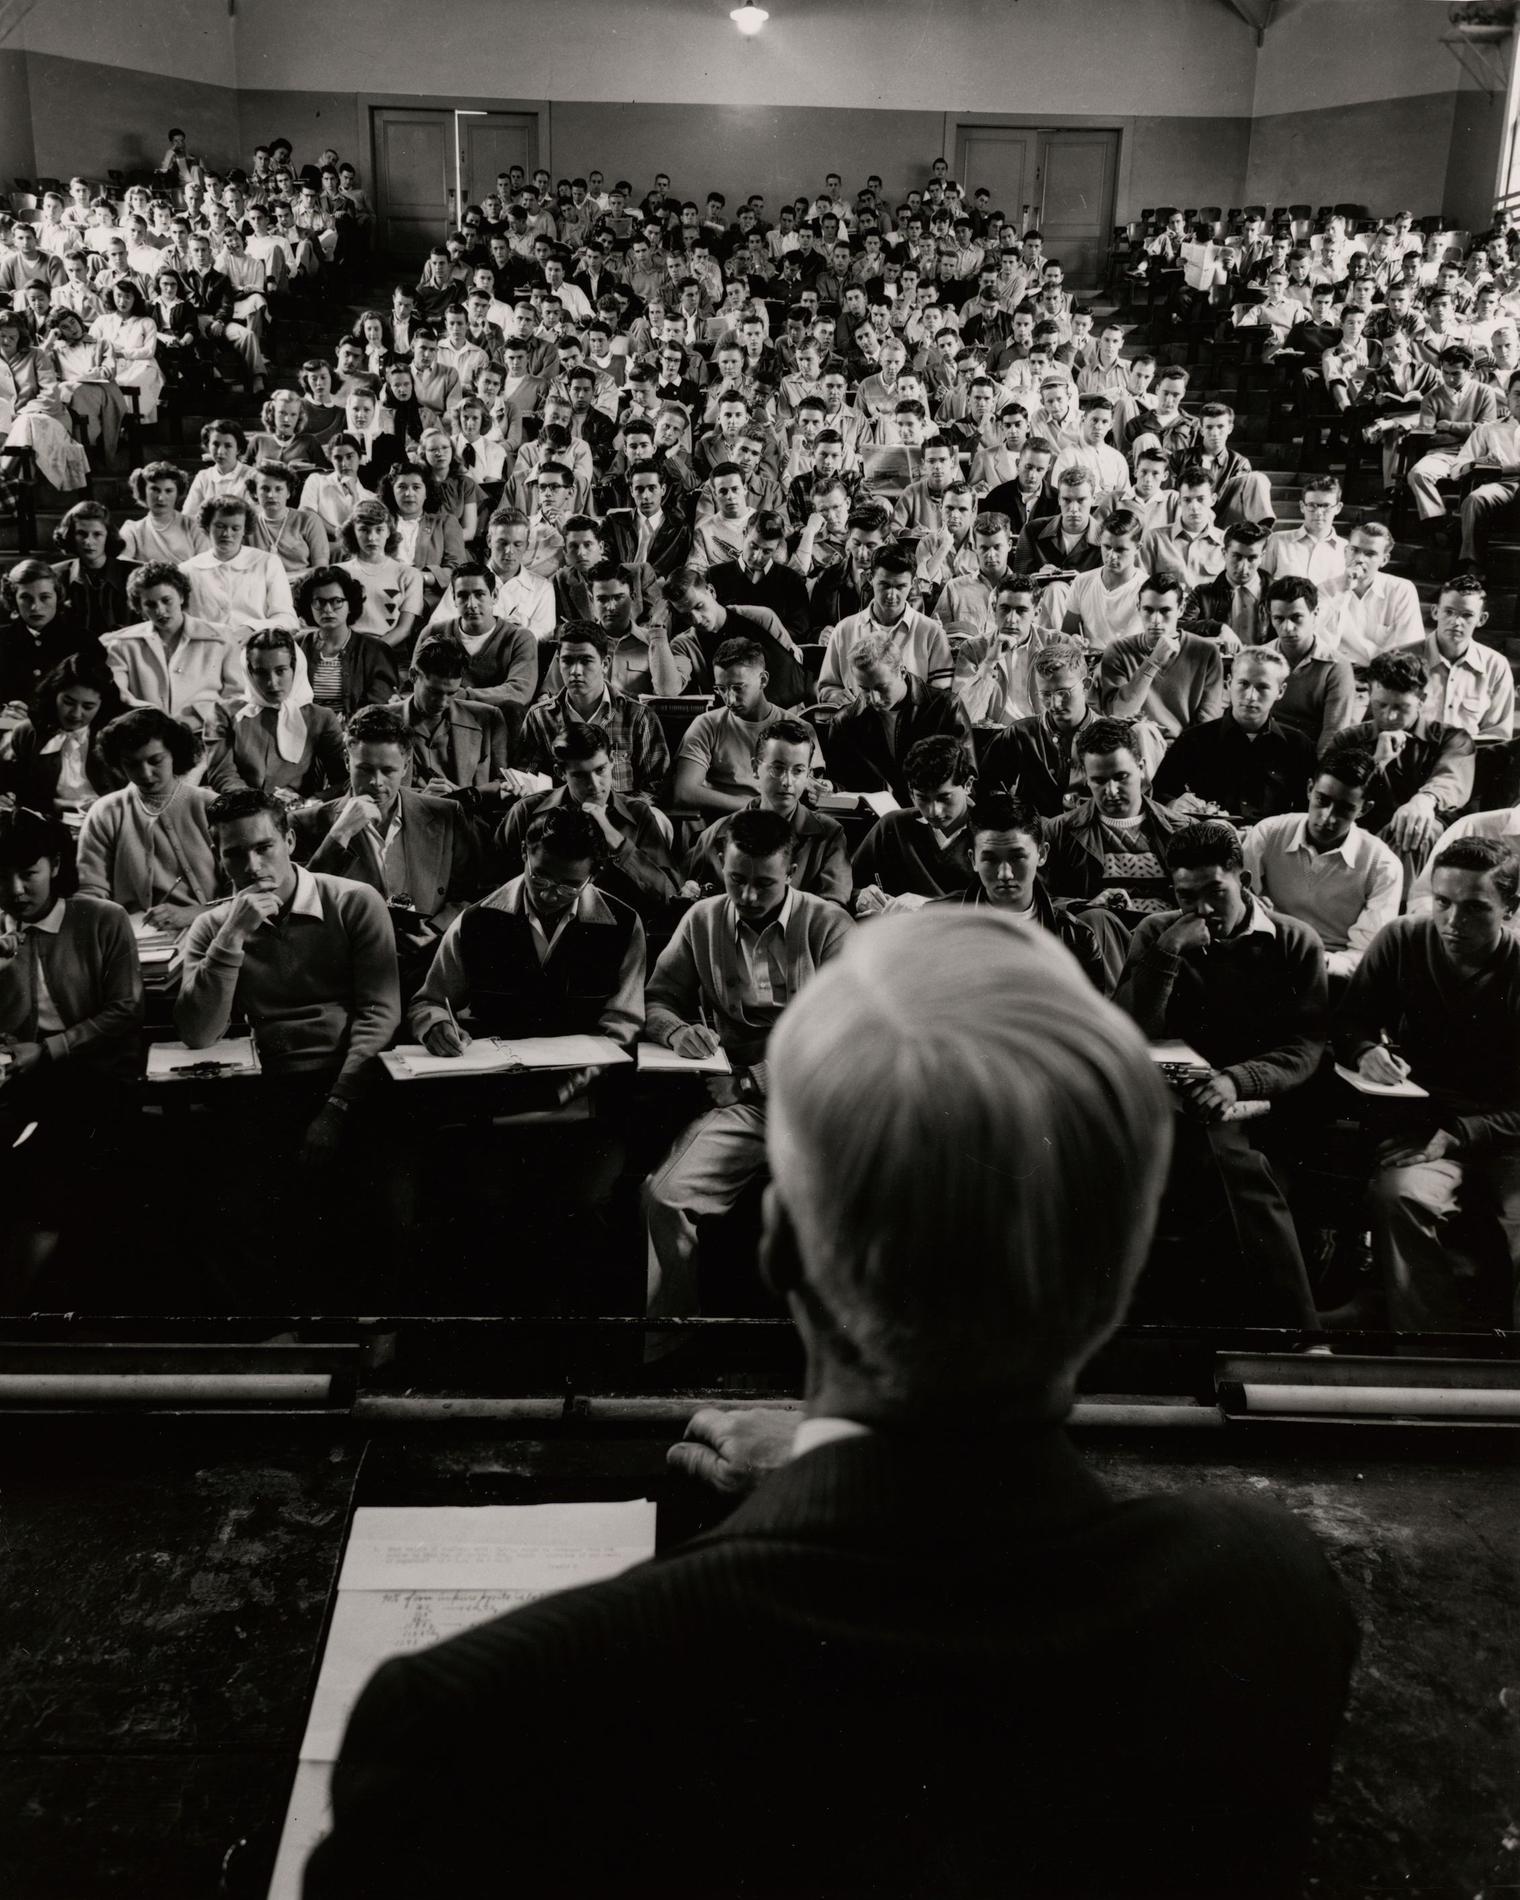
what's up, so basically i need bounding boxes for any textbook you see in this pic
[637,1041,733,1076]
[146,1037,261,1080]
[1333,1062,1429,1100]
[815,789,901,818]
[381,1034,633,1080]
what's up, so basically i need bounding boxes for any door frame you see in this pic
[946,113,1131,227]
[366,94,550,237]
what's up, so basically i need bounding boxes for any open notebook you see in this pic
[381,1035,633,1081]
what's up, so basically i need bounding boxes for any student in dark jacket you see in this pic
[1,650,123,816]
[1152,648,1317,822]
[50,501,134,638]
[823,638,972,807]
[852,732,978,906]
[976,640,1101,817]
[1116,819,1328,1325]
[931,790,1112,991]
[1038,715,1185,920]
[308,902,1356,1900]
[0,558,92,714]
[707,513,812,644]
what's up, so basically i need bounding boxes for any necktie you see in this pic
[460,443,476,470]
[1230,586,1255,643]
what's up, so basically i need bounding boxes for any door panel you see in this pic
[1035,130,1118,291]
[462,115,537,206]
[957,130,1036,232]
[373,107,450,259]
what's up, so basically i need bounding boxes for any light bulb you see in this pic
[730,4,769,32]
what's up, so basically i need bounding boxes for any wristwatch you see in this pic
[734,1070,760,1105]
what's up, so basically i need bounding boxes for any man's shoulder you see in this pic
[793,885,855,938]
[309,869,389,919]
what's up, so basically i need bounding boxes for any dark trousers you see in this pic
[1168,1113,1318,1326]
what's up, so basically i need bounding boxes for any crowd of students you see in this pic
[0,140,1517,1332]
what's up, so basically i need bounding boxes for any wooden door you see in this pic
[372,107,450,259]
[461,114,538,207]
[1035,129,1119,291]
[956,128,1037,235]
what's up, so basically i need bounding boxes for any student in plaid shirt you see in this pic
[519,622,671,797]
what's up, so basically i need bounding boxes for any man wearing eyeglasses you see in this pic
[410,802,645,1056]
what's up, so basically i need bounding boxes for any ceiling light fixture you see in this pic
[730,5,769,32]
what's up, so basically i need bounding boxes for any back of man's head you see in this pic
[766,911,1171,1418]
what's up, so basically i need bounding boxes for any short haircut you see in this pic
[1314,739,1377,792]
[1165,819,1244,875]
[199,493,256,534]
[1301,474,1342,500]
[1265,575,1319,611]
[1441,570,1487,600]
[852,632,905,672]
[1366,651,1429,696]
[969,790,1043,840]
[556,620,609,657]
[725,806,796,861]
[974,511,1013,538]
[1100,507,1140,545]
[450,559,495,592]
[1223,521,1268,553]
[1175,462,1213,493]
[524,803,606,866]
[1138,568,1186,603]
[345,704,410,751]
[903,735,973,792]
[756,715,815,758]
[552,719,612,763]
[765,908,1172,1412]
[1431,836,1520,905]
[413,632,469,678]
[205,786,291,836]
[251,459,297,495]
[100,707,200,774]
[713,636,767,672]
[1231,646,1289,680]
[1077,715,1143,764]
[126,561,191,612]
[1032,640,1086,683]
[870,544,915,580]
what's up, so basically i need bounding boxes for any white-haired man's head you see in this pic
[764,910,1171,1421]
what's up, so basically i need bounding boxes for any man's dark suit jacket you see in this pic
[708,556,812,644]
[602,507,695,580]
[1013,513,1104,578]
[823,674,973,805]
[1183,565,1272,645]
[305,1427,1356,1900]
[292,787,480,928]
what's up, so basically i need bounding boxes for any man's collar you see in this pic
[732,884,796,937]
[1288,811,1359,863]
[1232,892,1276,938]
[288,866,324,920]
[1427,633,1485,675]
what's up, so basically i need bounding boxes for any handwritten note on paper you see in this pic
[269,1501,657,1900]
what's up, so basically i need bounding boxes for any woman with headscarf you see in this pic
[206,624,344,798]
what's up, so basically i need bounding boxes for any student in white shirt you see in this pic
[1242,741,1402,981]
[1061,509,1147,652]
[1318,521,1423,667]
[1259,476,1349,587]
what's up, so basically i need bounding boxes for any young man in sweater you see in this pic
[1339,837,1520,1329]
[684,717,850,907]
[1099,568,1225,743]
[853,734,979,910]
[1116,820,1328,1325]
[642,808,853,1321]
[177,787,401,1168]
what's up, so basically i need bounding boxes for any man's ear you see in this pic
[758,1183,802,1302]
